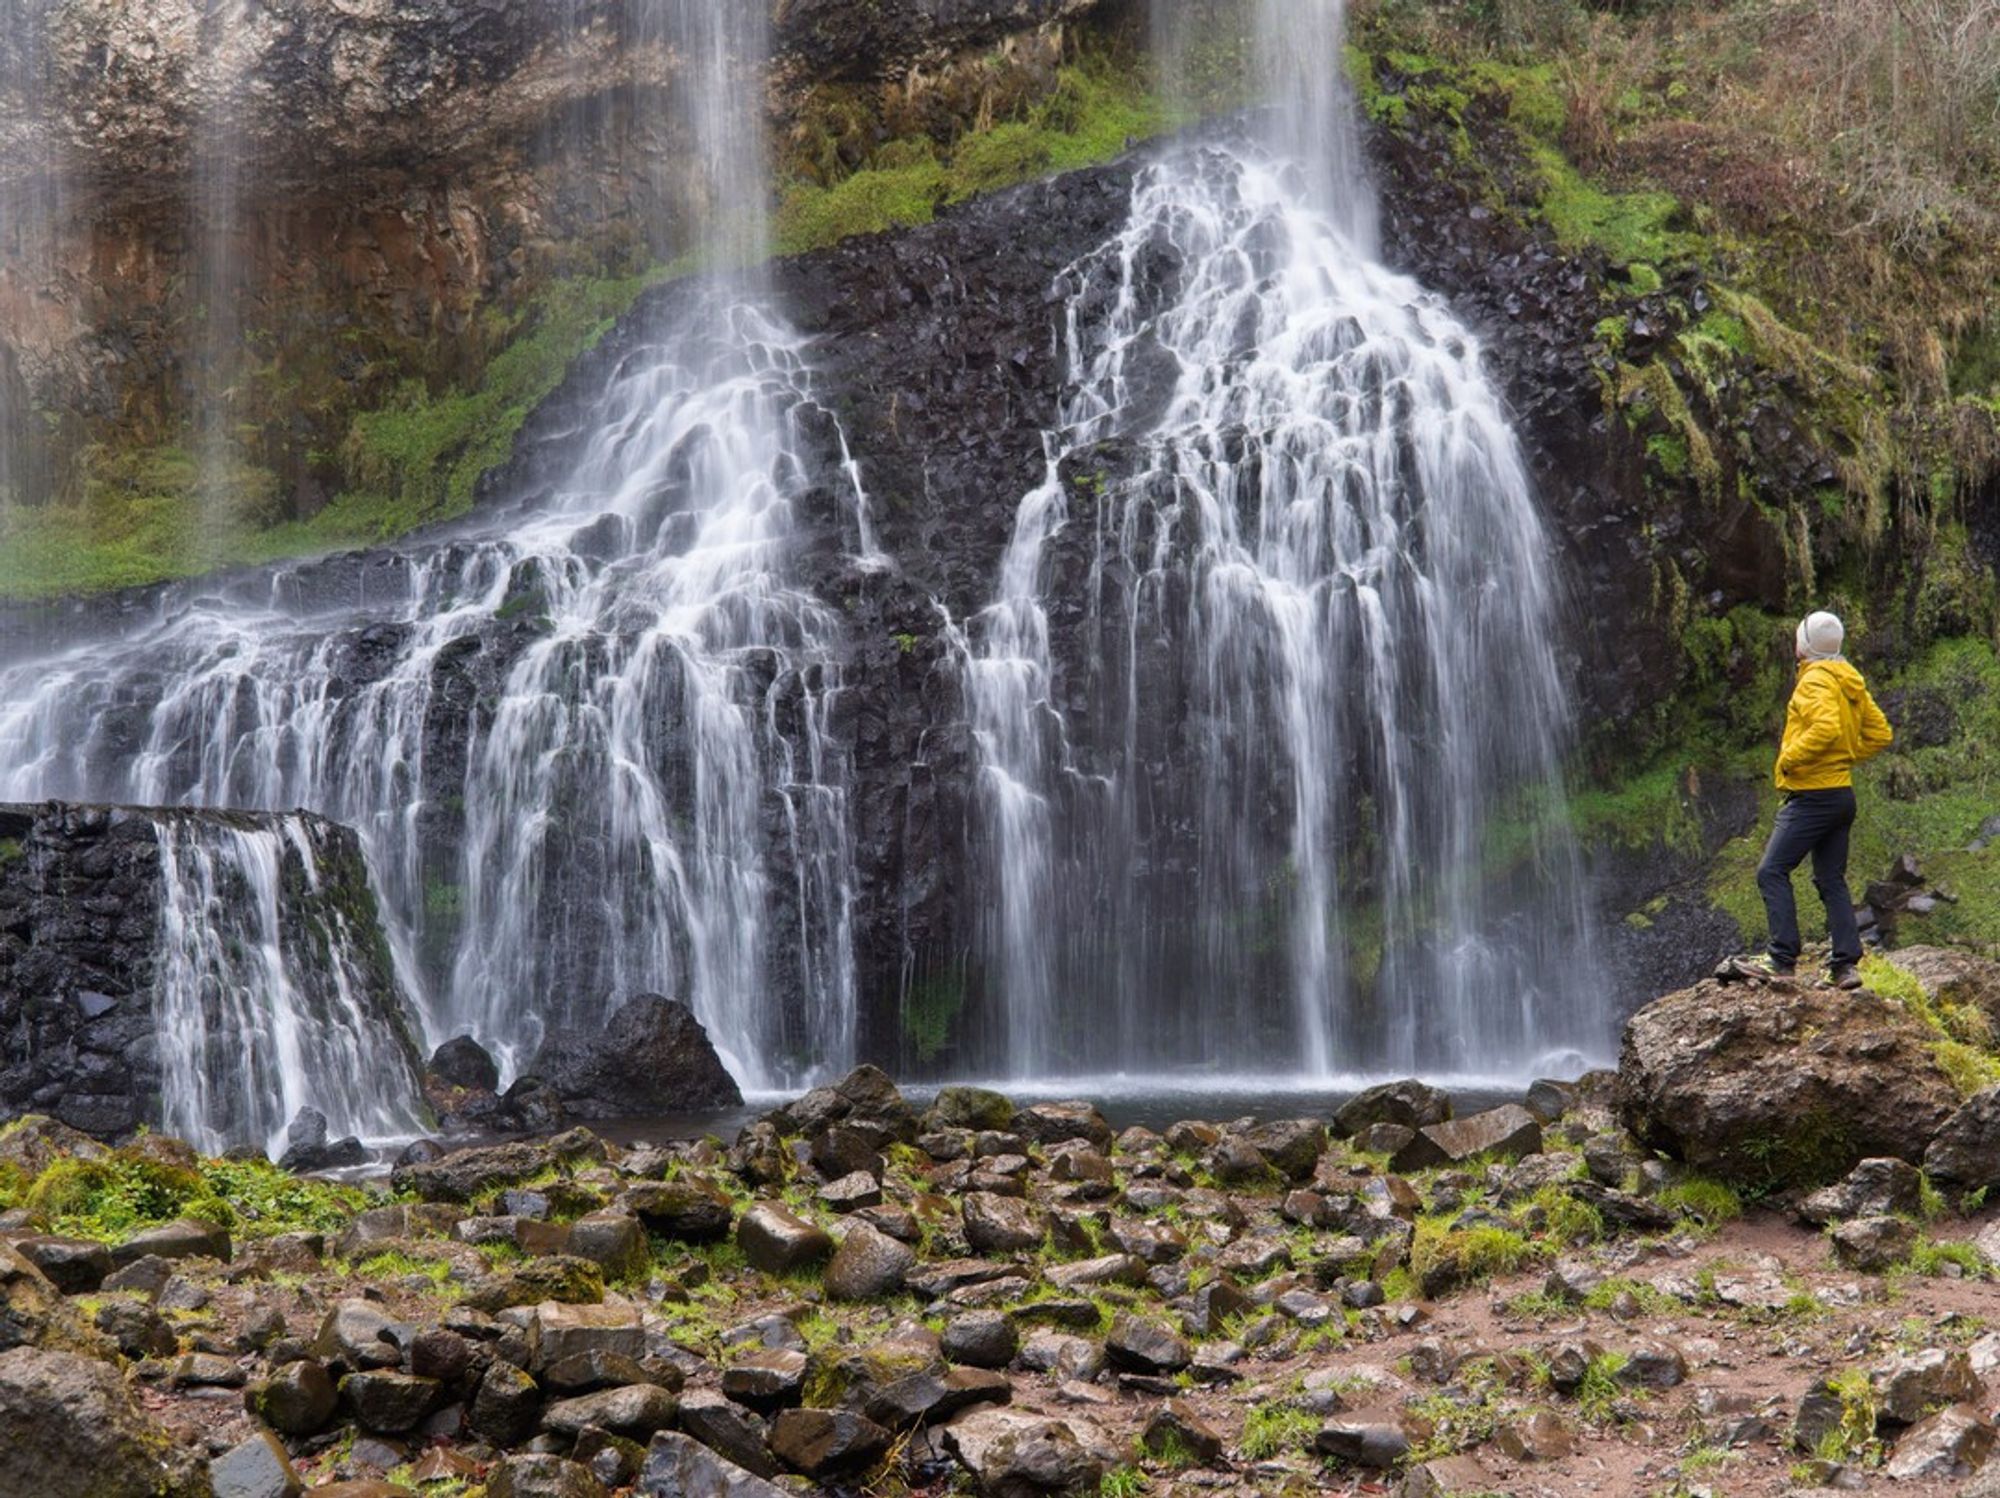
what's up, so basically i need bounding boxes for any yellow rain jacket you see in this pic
[1775,657,1894,792]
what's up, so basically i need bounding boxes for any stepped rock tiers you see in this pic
[4,980,2000,1495]
[0,802,424,1153]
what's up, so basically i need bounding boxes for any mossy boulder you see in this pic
[1616,978,1960,1189]
[0,1345,211,1497]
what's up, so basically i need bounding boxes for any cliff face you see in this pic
[0,0,1121,528]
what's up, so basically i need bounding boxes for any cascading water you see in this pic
[0,1,61,517]
[152,813,427,1157]
[193,0,258,548]
[0,2,869,1142]
[964,0,1603,1080]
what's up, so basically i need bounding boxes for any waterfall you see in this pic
[191,0,255,548]
[962,0,1603,1079]
[0,2,869,1138]
[153,813,427,1156]
[0,1,61,517]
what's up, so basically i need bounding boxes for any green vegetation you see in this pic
[775,59,1179,256]
[1899,1235,1988,1280]
[351,1250,457,1293]
[1575,1350,1633,1424]
[1097,1467,1151,1498]
[19,1147,371,1244]
[1810,1367,1881,1467]
[1239,1396,1320,1459]
[1409,1216,1545,1286]
[0,270,652,600]
[900,973,967,1067]
[1861,952,2000,1096]
[1655,1176,1744,1231]
[6,33,1181,604]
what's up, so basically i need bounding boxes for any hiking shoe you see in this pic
[1826,963,1864,991]
[1716,953,1796,982]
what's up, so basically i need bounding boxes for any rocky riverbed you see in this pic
[7,952,2000,1498]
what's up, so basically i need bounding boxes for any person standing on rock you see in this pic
[1720,610,1893,989]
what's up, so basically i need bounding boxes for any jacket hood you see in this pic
[1801,656,1866,699]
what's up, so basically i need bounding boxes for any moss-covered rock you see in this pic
[1617,977,1960,1189]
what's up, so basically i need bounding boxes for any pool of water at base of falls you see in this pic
[327,1065,1581,1175]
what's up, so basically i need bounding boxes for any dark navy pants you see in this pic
[1757,786,1860,968]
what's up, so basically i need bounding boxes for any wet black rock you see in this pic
[250,1357,340,1437]
[676,1390,782,1478]
[532,994,743,1118]
[1334,1080,1453,1136]
[209,1429,302,1498]
[824,1221,917,1301]
[11,1235,112,1294]
[487,1453,609,1498]
[735,1205,833,1274]
[1798,1157,1926,1225]
[1924,1085,2000,1191]
[639,1430,791,1498]
[430,1035,502,1093]
[277,1107,368,1174]
[471,1361,544,1446]
[340,1369,441,1433]
[767,1407,892,1480]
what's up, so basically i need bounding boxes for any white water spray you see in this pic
[964,0,1602,1078]
[152,813,427,1156]
[0,3,871,1142]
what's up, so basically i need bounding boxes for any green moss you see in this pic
[775,61,1178,258]
[1810,1368,1880,1466]
[352,1250,456,1289]
[1647,431,1690,478]
[1513,1185,1603,1245]
[1622,263,1663,297]
[1862,953,2000,1096]
[23,1150,369,1244]
[0,270,651,600]
[1617,359,1722,502]
[1739,1110,1856,1193]
[900,972,966,1067]
[331,271,652,534]
[1532,145,1697,268]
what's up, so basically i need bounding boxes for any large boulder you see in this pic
[532,995,742,1118]
[1616,980,1960,1187]
[0,1345,211,1497]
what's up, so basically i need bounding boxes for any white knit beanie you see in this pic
[1796,610,1845,661]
